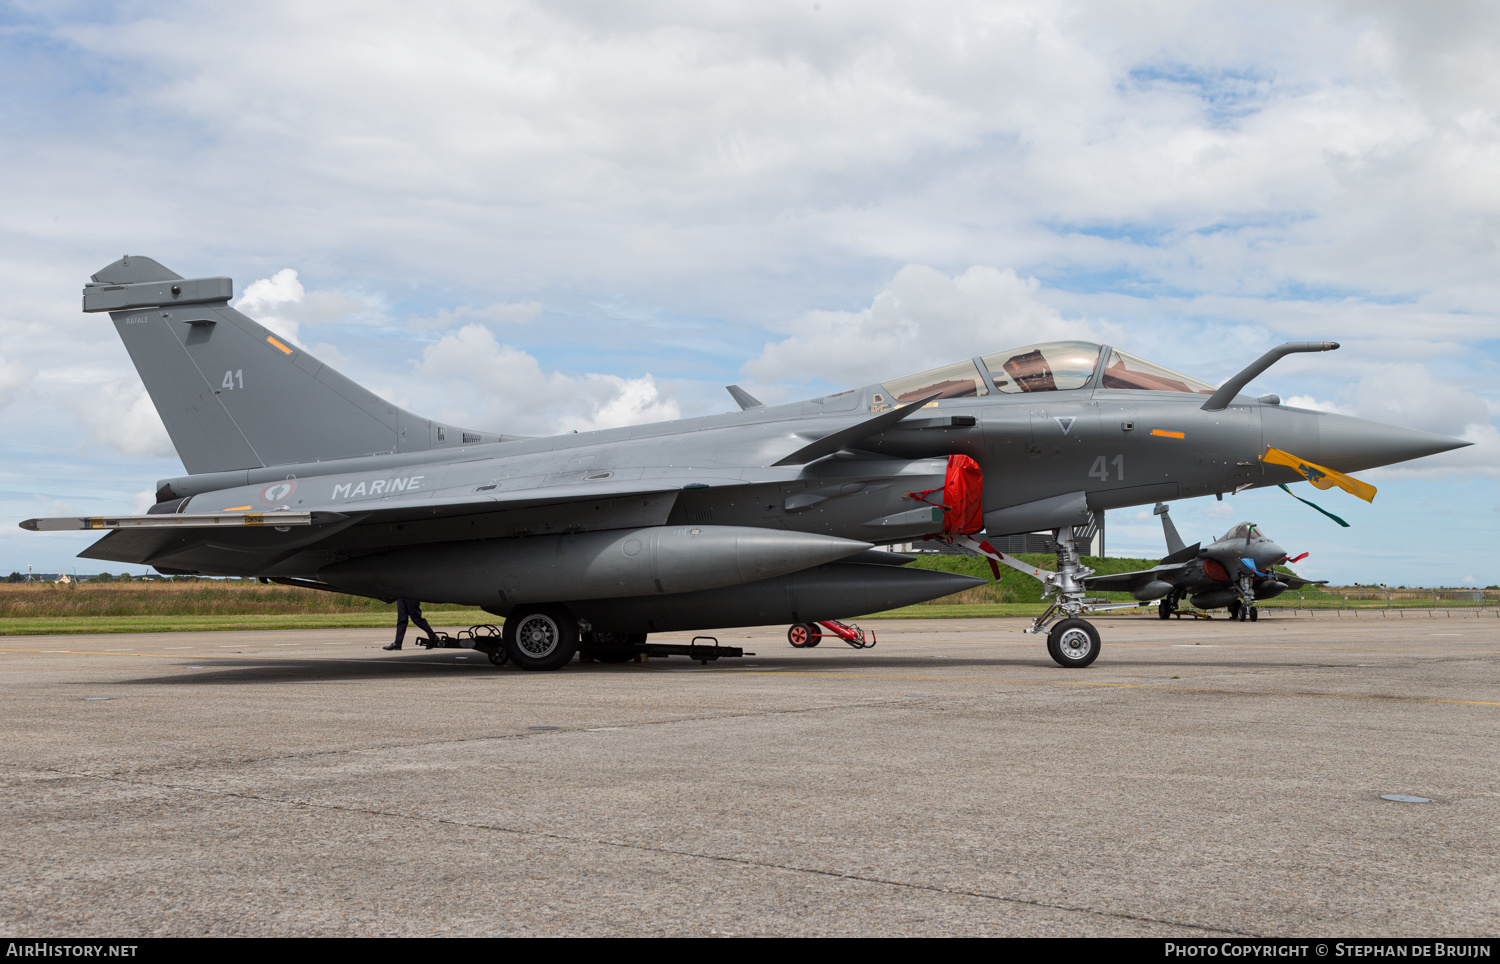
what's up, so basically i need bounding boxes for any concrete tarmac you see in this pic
[0,611,1496,937]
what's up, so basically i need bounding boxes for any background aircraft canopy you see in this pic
[981,342,1101,394]
[1101,349,1216,395]
[1223,522,1269,543]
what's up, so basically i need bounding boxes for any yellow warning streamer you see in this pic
[1262,447,1376,502]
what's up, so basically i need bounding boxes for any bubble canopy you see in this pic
[1223,523,1270,543]
[879,342,1216,402]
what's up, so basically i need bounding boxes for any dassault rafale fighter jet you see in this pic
[1085,503,1327,622]
[21,256,1469,669]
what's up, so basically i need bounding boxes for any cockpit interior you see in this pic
[880,341,1217,403]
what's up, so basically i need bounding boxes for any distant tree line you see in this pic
[3,572,251,583]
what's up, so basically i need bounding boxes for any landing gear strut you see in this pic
[951,525,1127,669]
[1026,526,1105,667]
[1235,575,1256,623]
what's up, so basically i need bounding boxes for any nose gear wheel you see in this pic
[1047,618,1100,668]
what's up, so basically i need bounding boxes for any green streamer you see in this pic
[1278,484,1350,527]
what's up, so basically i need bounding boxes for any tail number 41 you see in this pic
[1089,454,1125,482]
[222,370,243,390]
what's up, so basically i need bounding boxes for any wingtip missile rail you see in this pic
[18,511,341,531]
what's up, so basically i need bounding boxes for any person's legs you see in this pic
[410,609,436,640]
[384,601,412,650]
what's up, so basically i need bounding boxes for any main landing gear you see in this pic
[471,604,755,669]
[503,604,579,671]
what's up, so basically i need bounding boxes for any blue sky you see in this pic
[1,1,1497,584]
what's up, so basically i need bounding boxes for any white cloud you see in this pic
[415,324,679,435]
[1283,395,1352,415]
[234,268,306,345]
[71,379,175,462]
[233,269,375,345]
[1343,363,1489,437]
[0,353,33,410]
[1201,500,1239,520]
[409,302,543,330]
[745,264,1115,390]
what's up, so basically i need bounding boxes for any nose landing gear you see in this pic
[950,525,1134,668]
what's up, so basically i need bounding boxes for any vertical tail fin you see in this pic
[1153,502,1186,556]
[85,256,502,475]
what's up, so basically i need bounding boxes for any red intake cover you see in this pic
[1203,558,1231,583]
[942,454,984,535]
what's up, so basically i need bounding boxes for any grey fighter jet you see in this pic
[20,256,1469,669]
[1084,503,1326,622]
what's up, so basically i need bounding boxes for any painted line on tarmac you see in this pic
[725,670,1500,707]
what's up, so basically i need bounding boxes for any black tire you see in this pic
[1227,598,1241,620]
[486,646,509,667]
[1248,606,1259,622]
[1046,618,1100,668]
[503,605,579,671]
[788,623,821,648]
[1158,600,1172,620]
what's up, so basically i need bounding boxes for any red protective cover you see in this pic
[943,454,984,534]
[1203,558,1231,583]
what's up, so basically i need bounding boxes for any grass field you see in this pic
[0,581,492,635]
[0,559,1491,635]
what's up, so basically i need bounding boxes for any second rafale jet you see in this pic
[20,256,1470,669]
[1084,503,1327,621]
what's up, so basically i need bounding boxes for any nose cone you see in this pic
[1257,541,1286,567]
[1265,407,1471,474]
[1314,414,1471,473]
